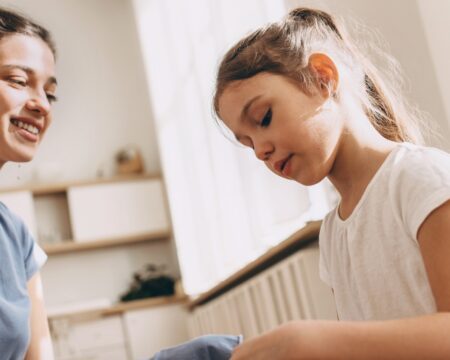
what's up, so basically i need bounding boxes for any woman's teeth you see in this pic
[11,119,39,135]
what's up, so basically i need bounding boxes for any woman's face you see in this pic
[0,34,57,167]
[217,72,343,186]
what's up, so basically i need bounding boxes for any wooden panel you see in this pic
[0,174,160,195]
[48,295,188,321]
[67,179,170,242]
[42,230,170,255]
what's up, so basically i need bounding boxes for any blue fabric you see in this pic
[150,335,242,360]
[0,202,47,360]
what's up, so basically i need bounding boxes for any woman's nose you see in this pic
[26,94,50,116]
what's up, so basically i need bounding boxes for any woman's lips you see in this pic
[16,127,39,143]
[10,122,39,143]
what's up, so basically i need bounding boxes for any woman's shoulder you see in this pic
[0,201,26,230]
[0,201,34,252]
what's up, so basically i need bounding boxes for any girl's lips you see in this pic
[281,154,293,177]
[274,154,293,176]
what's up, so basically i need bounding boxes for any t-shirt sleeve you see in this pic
[24,234,47,280]
[16,214,47,280]
[391,147,450,241]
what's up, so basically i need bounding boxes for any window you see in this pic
[132,0,334,295]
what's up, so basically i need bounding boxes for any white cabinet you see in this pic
[51,303,189,360]
[68,179,170,242]
[0,175,171,254]
[52,316,129,360]
[123,304,189,359]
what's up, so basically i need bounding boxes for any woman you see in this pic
[0,8,57,359]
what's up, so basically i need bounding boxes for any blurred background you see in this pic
[0,0,449,359]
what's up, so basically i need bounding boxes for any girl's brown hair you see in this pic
[213,7,423,144]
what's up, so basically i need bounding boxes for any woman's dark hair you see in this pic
[0,7,56,57]
[213,7,423,144]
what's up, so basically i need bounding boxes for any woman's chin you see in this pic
[9,149,36,163]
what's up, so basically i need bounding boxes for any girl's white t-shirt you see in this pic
[319,142,450,321]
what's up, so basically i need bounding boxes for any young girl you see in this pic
[0,8,57,359]
[213,7,450,359]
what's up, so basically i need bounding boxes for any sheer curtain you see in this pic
[131,0,334,295]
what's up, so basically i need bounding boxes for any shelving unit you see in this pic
[0,174,185,359]
[42,230,171,255]
[48,294,188,320]
[0,173,160,195]
[0,173,171,256]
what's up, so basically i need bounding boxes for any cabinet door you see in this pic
[0,190,37,238]
[52,315,128,359]
[67,179,170,242]
[56,346,128,360]
[123,304,189,359]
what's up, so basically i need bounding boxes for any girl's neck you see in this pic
[327,125,398,220]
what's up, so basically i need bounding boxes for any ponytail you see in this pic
[214,7,425,144]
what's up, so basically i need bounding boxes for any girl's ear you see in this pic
[307,53,339,98]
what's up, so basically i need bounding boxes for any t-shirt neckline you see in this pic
[334,143,408,226]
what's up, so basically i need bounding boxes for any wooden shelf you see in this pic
[0,173,161,195]
[48,294,188,321]
[42,230,171,255]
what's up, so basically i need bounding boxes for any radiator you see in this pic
[187,244,337,339]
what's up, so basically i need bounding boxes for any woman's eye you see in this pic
[8,77,27,87]
[260,108,272,128]
[46,93,58,104]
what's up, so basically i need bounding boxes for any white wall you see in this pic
[0,0,180,308]
[417,0,450,130]
[287,0,450,150]
[0,0,161,186]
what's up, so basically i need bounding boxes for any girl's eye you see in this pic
[260,108,272,128]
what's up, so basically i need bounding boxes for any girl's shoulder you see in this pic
[389,142,450,182]
[387,142,450,239]
[395,141,450,161]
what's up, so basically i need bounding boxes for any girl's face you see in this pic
[0,34,57,167]
[217,72,344,186]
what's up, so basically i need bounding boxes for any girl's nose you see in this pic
[254,141,274,161]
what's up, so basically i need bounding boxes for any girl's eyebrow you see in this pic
[1,64,58,85]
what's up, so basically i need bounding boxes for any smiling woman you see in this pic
[0,32,57,165]
[0,7,57,360]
